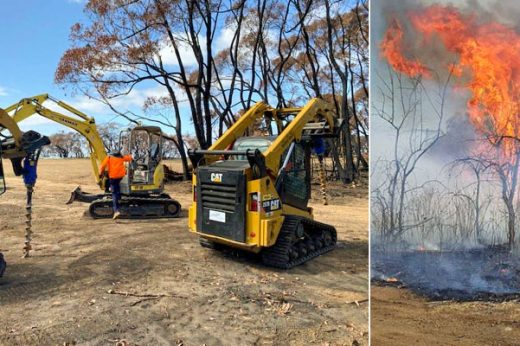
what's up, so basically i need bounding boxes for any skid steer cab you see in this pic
[188,98,340,269]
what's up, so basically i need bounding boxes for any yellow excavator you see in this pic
[188,98,341,269]
[5,94,181,219]
[0,107,51,275]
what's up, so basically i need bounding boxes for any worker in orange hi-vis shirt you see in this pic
[98,151,132,219]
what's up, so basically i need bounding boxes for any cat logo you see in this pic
[211,173,223,183]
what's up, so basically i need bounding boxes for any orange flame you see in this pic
[380,20,430,77]
[381,5,520,159]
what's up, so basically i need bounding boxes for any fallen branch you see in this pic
[348,299,369,306]
[107,289,186,300]
[130,297,162,306]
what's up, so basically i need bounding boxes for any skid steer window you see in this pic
[276,142,310,209]
[0,159,5,195]
[232,138,271,160]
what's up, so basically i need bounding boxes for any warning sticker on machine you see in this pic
[209,210,226,223]
[262,198,281,212]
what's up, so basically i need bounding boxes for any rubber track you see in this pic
[199,237,225,250]
[89,196,181,219]
[0,253,5,277]
[261,215,337,269]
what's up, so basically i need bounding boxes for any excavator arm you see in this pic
[0,107,50,175]
[3,96,181,220]
[0,107,23,156]
[5,94,108,187]
[0,107,22,196]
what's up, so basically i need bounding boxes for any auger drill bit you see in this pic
[317,155,328,205]
[21,148,42,258]
[23,184,34,258]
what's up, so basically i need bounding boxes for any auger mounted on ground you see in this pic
[188,98,342,269]
[0,107,50,274]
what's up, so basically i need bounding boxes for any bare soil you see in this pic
[0,159,368,346]
[371,286,520,345]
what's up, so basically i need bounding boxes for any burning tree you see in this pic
[370,0,520,305]
[374,4,520,250]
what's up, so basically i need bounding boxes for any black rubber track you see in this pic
[0,253,6,277]
[261,215,337,269]
[89,196,181,219]
[199,237,226,251]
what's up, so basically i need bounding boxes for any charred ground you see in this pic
[372,246,520,302]
[371,246,520,345]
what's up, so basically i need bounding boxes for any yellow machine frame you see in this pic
[189,98,338,253]
[5,95,107,186]
[5,95,166,192]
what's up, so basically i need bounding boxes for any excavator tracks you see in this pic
[89,195,181,219]
[261,215,337,269]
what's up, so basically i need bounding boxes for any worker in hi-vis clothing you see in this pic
[99,151,132,219]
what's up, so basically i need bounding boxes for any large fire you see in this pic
[380,5,520,159]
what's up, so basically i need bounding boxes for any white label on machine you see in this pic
[209,210,226,223]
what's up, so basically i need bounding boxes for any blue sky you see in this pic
[0,0,92,133]
[0,0,235,137]
[0,0,198,136]
[0,1,349,139]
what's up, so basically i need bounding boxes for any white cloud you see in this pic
[156,25,245,67]
[59,84,186,120]
[157,33,206,67]
[216,26,236,52]
[0,86,8,97]
[108,85,171,110]
[69,96,112,115]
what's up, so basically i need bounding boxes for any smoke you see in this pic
[372,247,520,300]
[429,113,476,162]
[371,0,520,246]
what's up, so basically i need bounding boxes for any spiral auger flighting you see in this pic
[1,108,50,275]
[23,184,34,258]
[317,155,328,205]
[20,146,44,258]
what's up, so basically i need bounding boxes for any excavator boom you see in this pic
[6,95,107,186]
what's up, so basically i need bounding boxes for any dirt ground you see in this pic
[371,286,520,345]
[0,159,368,346]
